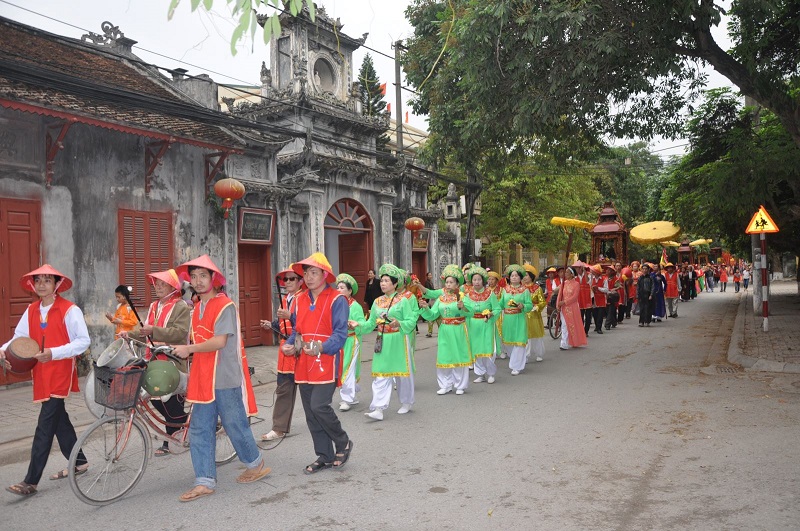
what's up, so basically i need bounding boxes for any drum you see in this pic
[141,360,180,397]
[6,337,39,374]
[83,368,107,419]
[96,338,136,368]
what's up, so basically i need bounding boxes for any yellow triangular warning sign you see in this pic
[745,205,780,234]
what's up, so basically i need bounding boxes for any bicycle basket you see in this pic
[93,362,146,410]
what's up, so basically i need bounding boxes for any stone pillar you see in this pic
[306,185,325,253]
[546,251,555,266]
[378,191,395,266]
[223,212,239,305]
[532,248,540,271]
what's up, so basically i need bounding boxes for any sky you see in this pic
[0,0,734,159]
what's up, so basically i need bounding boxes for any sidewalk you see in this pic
[0,345,280,466]
[728,279,800,373]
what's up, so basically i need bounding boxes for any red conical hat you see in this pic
[276,265,304,287]
[20,264,72,293]
[147,268,182,291]
[175,254,226,287]
[292,252,336,283]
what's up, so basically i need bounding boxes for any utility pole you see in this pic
[393,40,405,154]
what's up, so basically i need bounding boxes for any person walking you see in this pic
[463,265,501,384]
[590,264,607,333]
[499,265,533,375]
[637,264,654,327]
[651,264,667,322]
[106,285,138,338]
[575,262,593,335]
[173,255,269,501]
[556,267,588,350]
[361,263,418,420]
[719,266,728,293]
[743,266,751,290]
[363,269,382,317]
[2,265,90,497]
[336,273,364,411]
[260,267,304,441]
[282,253,353,473]
[663,263,681,318]
[522,265,547,362]
[419,265,472,394]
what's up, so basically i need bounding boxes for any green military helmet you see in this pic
[142,360,180,397]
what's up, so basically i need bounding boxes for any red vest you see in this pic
[293,287,343,385]
[546,277,562,300]
[276,292,298,374]
[592,276,607,307]
[664,272,680,298]
[144,295,186,360]
[186,294,257,415]
[28,296,80,402]
[577,273,592,309]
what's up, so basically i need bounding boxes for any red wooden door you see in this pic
[412,251,427,282]
[238,245,271,347]
[0,198,41,385]
[339,233,370,307]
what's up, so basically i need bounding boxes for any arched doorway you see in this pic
[324,199,374,308]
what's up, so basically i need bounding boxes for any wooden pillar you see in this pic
[515,243,523,265]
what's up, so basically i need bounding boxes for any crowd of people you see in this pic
[0,251,747,502]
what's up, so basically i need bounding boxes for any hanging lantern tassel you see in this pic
[213,177,246,219]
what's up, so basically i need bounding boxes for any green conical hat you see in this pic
[142,360,180,397]
[378,263,404,282]
[440,264,465,285]
[335,273,358,295]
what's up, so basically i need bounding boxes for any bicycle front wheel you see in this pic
[69,415,150,506]
[215,416,245,465]
[549,311,562,339]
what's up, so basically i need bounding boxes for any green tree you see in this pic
[660,89,800,256]
[357,54,390,151]
[402,0,800,162]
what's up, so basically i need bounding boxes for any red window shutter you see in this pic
[118,209,174,309]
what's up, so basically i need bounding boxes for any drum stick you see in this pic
[121,289,155,348]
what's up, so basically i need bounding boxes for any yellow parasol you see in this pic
[662,241,681,247]
[550,216,594,307]
[689,238,713,246]
[629,221,681,245]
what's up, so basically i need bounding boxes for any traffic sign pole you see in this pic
[761,233,768,332]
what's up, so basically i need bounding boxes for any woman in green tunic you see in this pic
[360,264,418,420]
[522,266,547,363]
[336,274,364,411]
[463,265,502,384]
[419,264,472,395]
[500,264,533,375]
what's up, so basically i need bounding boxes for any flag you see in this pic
[379,83,386,96]
[660,248,669,268]
[405,111,409,123]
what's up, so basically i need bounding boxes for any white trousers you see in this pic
[436,367,469,391]
[526,338,545,360]
[369,347,415,411]
[507,345,527,371]
[339,352,361,404]
[560,312,571,350]
[473,356,497,376]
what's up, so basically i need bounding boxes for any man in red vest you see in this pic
[1,265,90,497]
[260,267,304,442]
[590,264,607,334]
[663,263,681,318]
[282,252,353,475]
[172,255,269,502]
[573,261,593,335]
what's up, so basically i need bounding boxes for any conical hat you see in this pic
[175,254,226,287]
[522,263,538,277]
[292,252,336,283]
[276,266,304,287]
[336,273,359,295]
[147,269,182,291]
[20,264,72,293]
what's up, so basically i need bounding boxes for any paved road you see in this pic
[2,292,799,530]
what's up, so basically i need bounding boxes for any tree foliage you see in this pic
[357,54,390,151]
[660,88,800,256]
[402,0,800,167]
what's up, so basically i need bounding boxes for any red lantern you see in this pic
[213,177,245,219]
[404,217,425,231]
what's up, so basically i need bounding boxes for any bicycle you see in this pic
[68,339,237,506]
[547,306,562,339]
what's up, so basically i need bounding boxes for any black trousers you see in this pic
[639,296,652,325]
[592,306,605,331]
[151,395,188,436]
[25,398,87,485]
[581,308,592,334]
[299,382,349,463]
[625,298,634,318]
[272,373,298,434]
[605,303,618,328]
[617,303,626,323]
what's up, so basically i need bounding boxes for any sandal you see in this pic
[50,465,88,481]
[6,482,37,496]
[236,459,271,483]
[179,485,214,503]
[303,460,332,475]
[332,440,354,469]
[155,445,171,457]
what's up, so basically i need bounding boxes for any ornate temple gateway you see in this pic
[229,6,442,309]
